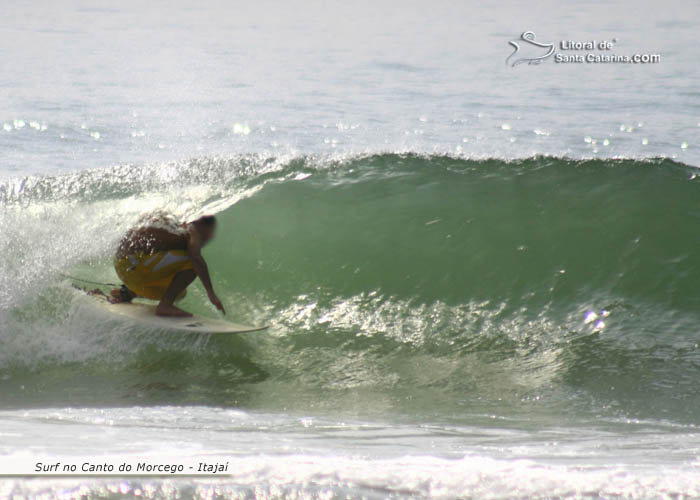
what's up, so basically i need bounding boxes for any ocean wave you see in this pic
[2,154,700,421]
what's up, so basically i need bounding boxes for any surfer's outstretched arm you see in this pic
[187,227,226,315]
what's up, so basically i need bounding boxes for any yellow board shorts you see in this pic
[114,250,193,300]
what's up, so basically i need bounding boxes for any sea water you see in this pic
[2,0,700,498]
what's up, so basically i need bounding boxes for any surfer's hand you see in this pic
[208,292,226,315]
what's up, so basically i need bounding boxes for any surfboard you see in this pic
[76,288,269,334]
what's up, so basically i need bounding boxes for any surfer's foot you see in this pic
[155,303,193,317]
[109,286,136,304]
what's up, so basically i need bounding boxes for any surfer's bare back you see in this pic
[111,214,225,318]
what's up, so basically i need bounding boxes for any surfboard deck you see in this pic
[75,288,268,334]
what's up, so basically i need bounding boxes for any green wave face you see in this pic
[2,154,700,423]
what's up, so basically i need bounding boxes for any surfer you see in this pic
[110,214,225,317]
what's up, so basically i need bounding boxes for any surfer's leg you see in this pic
[155,269,196,317]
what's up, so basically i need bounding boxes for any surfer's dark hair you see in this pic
[195,215,216,227]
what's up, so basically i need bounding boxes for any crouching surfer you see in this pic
[109,214,225,317]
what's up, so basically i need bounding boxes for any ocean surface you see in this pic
[2,0,700,498]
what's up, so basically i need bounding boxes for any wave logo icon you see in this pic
[506,31,555,67]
